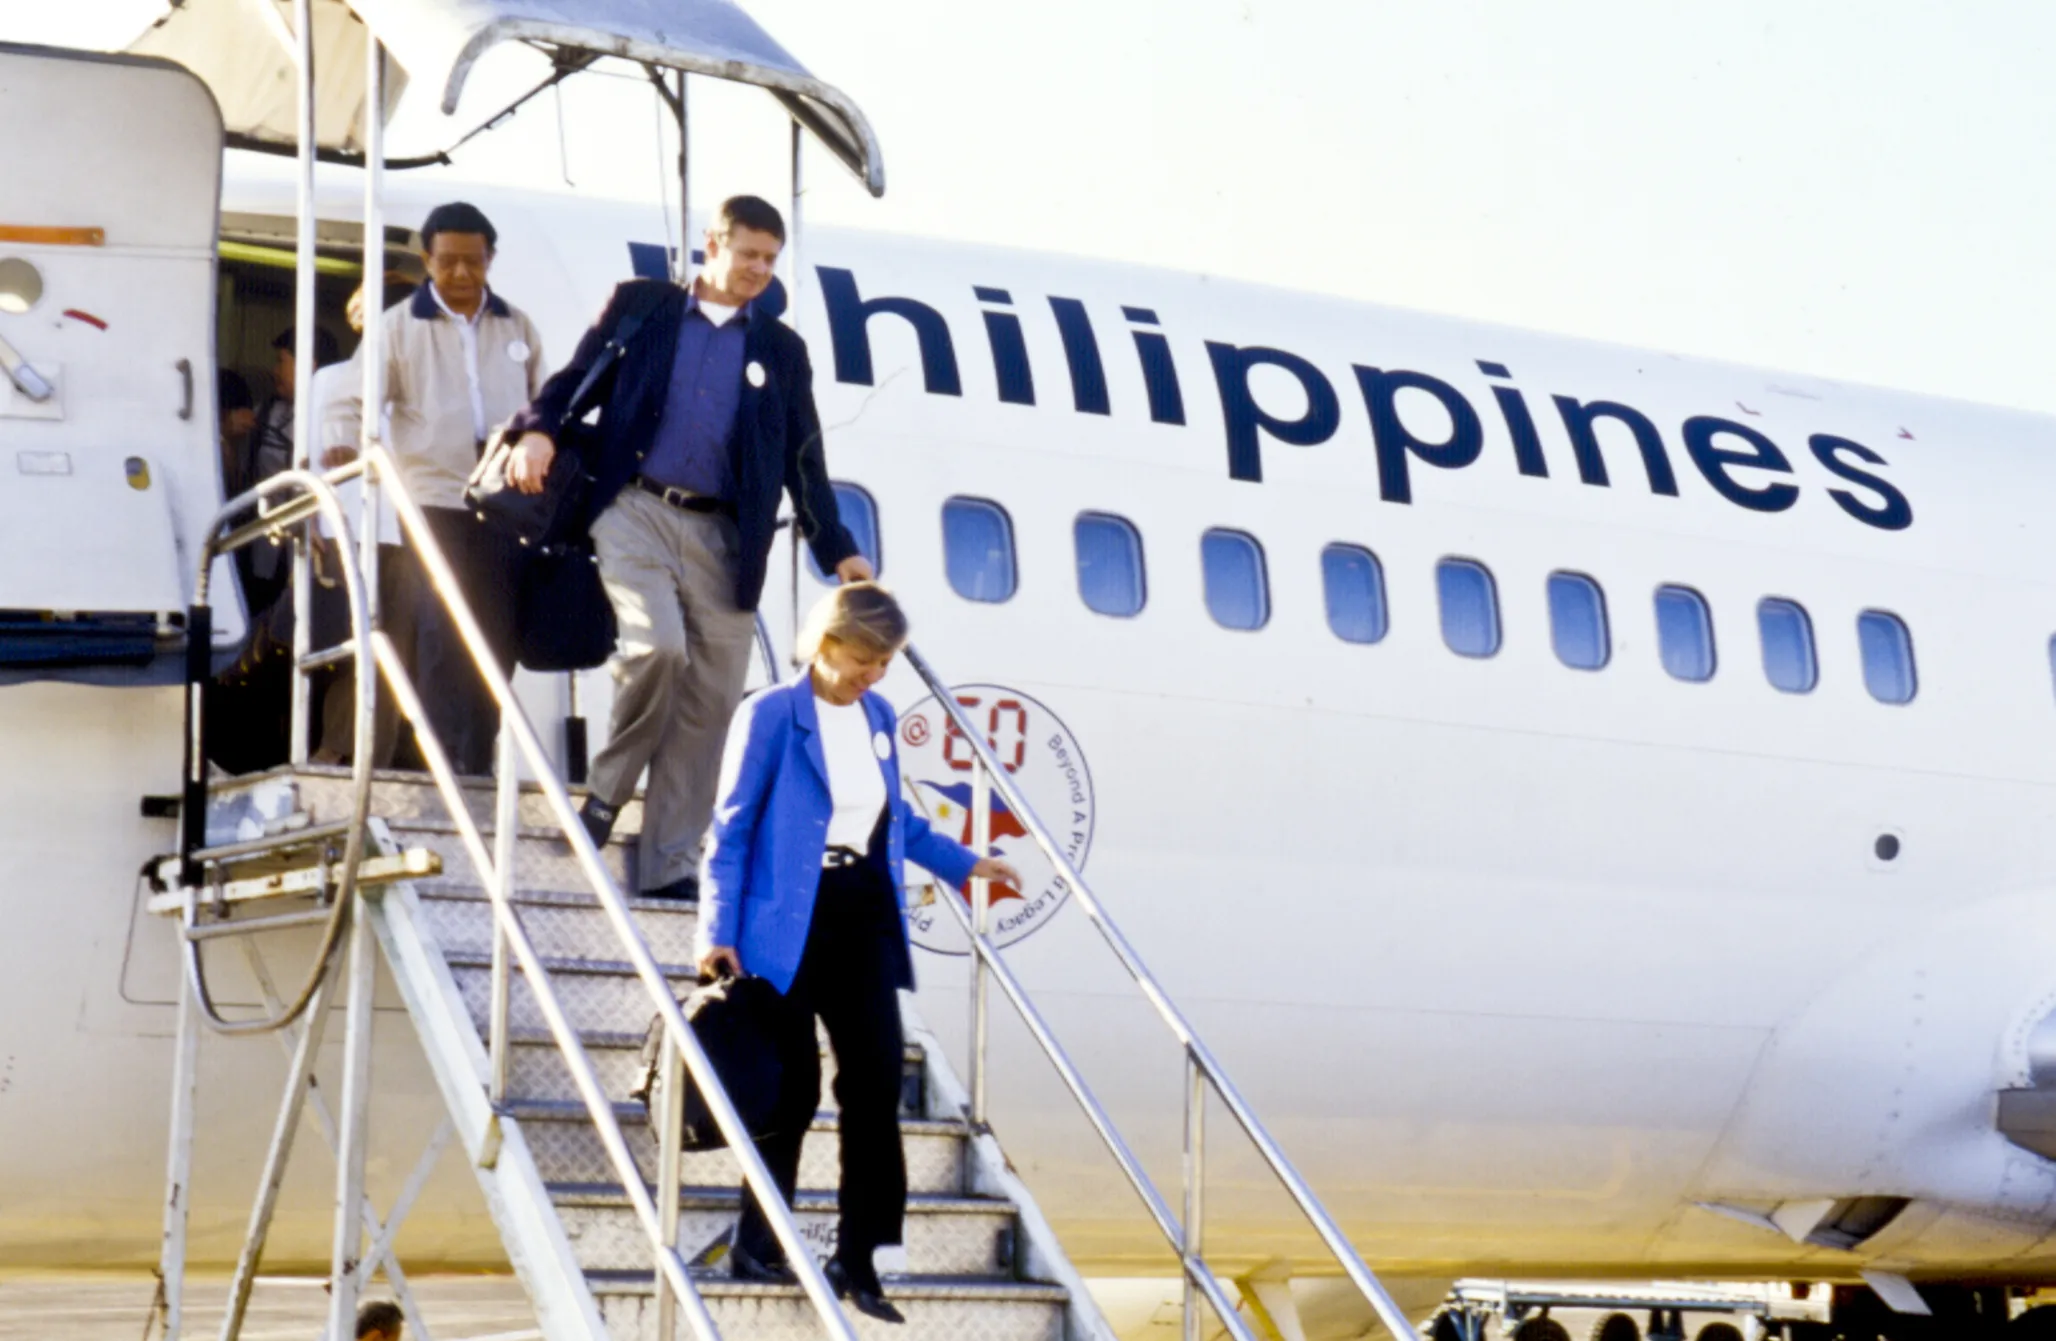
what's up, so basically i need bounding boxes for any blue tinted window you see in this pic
[1655,585,1715,682]
[1201,529,1268,631]
[1548,572,1609,670]
[805,482,881,582]
[1437,558,1500,657]
[941,498,1016,603]
[1074,513,1145,617]
[1321,544,1388,644]
[1758,598,1817,693]
[1857,610,1915,704]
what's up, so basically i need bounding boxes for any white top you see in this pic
[817,695,887,852]
[697,296,741,327]
[309,362,400,546]
[431,282,488,441]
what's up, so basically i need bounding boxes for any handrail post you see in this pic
[968,759,993,1129]
[324,892,377,1341]
[286,0,318,766]
[1182,1049,1205,1341]
[654,1030,687,1341]
[489,722,517,1104]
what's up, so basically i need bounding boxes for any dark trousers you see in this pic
[414,506,524,775]
[735,860,909,1265]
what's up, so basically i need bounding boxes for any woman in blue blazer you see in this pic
[698,582,1017,1322]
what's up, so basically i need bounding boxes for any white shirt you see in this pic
[430,282,488,441]
[697,296,741,327]
[817,696,886,852]
[310,362,400,546]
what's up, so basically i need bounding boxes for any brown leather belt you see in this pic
[635,475,735,517]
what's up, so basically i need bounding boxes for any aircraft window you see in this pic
[1548,571,1610,670]
[1655,585,1716,682]
[1201,529,1269,631]
[1857,610,1916,704]
[1321,544,1388,644]
[1436,558,1500,658]
[805,482,881,582]
[1075,512,1146,617]
[941,497,1017,603]
[1758,597,1818,693]
[0,258,44,314]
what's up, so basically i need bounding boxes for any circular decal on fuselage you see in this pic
[895,685,1094,955]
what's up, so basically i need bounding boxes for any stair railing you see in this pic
[171,443,859,1341]
[361,445,861,1341]
[899,644,1418,1341]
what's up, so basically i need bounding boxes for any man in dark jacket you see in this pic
[506,195,871,899]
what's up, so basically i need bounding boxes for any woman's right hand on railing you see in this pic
[698,945,741,980]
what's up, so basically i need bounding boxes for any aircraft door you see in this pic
[0,46,240,685]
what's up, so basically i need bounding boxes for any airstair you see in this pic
[151,447,1423,1341]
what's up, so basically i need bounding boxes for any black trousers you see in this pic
[735,860,909,1265]
[414,506,524,775]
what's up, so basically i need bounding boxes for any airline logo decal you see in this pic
[896,685,1094,954]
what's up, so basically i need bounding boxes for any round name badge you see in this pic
[745,360,767,388]
[873,731,893,760]
[507,339,531,363]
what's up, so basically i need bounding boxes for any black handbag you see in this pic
[516,542,616,672]
[631,973,788,1152]
[464,294,664,549]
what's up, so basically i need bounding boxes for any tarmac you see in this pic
[0,1275,537,1340]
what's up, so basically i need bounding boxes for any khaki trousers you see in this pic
[588,487,756,890]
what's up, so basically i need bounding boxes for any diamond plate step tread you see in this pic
[506,1097,962,1136]
[552,1186,1021,1277]
[390,822,641,899]
[505,1103,966,1193]
[590,1276,1067,1341]
[500,1032,928,1117]
[448,954,696,1034]
[289,765,648,835]
[416,887,698,962]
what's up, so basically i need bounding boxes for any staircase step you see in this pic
[416,885,698,964]
[448,953,697,1035]
[553,1186,1020,1277]
[292,766,646,836]
[390,820,637,899]
[589,1275,1066,1341]
[503,1031,926,1116]
[505,1099,966,1193]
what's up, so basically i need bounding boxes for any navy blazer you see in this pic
[507,280,857,611]
[700,673,980,995]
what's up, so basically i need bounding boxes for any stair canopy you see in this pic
[129,0,886,194]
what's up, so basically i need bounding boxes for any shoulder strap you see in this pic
[564,283,674,420]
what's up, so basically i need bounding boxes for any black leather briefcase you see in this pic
[631,973,788,1152]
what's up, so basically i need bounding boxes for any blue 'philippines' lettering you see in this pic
[805,262,1914,533]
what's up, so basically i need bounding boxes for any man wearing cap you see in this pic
[504,194,871,900]
[325,201,546,775]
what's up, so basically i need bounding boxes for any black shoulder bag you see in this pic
[469,293,664,672]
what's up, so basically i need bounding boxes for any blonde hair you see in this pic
[797,581,909,662]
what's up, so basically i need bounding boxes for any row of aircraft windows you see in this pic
[819,484,1921,706]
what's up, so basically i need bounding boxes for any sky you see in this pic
[8,0,2056,415]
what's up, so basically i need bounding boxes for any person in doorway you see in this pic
[504,194,872,900]
[355,1299,404,1341]
[310,277,419,768]
[697,582,1018,1323]
[235,324,341,612]
[323,202,546,776]
[217,369,255,483]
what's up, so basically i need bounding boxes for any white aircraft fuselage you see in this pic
[6,135,2056,1302]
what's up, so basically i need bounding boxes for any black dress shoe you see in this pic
[727,1241,794,1284]
[641,874,699,902]
[825,1256,904,1325]
[577,794,619,846]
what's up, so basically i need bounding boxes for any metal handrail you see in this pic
[359,446,860,1341]
[177,466,376,1036]
[899,644,1418,1341]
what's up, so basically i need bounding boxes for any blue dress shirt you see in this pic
[641,293,747,500]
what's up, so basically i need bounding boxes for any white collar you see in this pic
[430,283,485,327]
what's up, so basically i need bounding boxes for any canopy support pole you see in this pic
[287,0,318,765]
[676,69,690,284]
[789,119,804,321]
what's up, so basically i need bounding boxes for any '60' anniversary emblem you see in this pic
[895,685,1095,954]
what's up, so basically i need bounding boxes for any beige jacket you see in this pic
[323,284,546,510]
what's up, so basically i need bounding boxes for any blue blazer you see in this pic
[701,672,981,995]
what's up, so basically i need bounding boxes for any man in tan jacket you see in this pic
[324,202,545,774]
